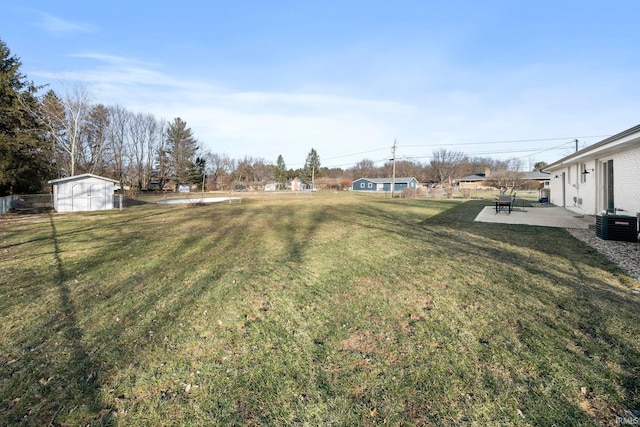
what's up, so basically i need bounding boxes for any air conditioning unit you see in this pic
[596,214,638,242]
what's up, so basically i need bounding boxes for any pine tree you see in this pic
[0,39,52,195]
[275,154,287,184]
[166,117,198,185]
[302,148,321,184]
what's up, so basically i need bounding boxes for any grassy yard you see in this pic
[1,193,638,426]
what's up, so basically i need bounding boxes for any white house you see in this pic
[48,174,119,213]
[544,124,640,217]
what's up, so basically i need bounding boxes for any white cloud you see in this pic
[34,53,417,166]
[31,51,640,168]
[37,12,96,34]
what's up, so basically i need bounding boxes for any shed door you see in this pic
[72,184,89,211]
[71,183,107,211]
[90,183,107,210]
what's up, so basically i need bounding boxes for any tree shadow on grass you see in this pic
[341,199,639,422]
[44,213,110,424]
[5,198,636,424]
[419,200,640,420]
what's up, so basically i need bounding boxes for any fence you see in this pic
[0,195,19,216]
[1,194,130,215]
[0,194,54,216]
[113,194,124,210]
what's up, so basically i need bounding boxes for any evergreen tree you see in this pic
[533,161,548,172]
[166,117,198,185]
[302,148,321,184]
[0,39,52,195]
[82,104,110,176]
[187,156,206,189]
[275,154,287,184]
[39,90,69,176]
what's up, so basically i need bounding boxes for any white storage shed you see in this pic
[48,174,119,213]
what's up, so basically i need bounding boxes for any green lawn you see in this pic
[1,193,638,426]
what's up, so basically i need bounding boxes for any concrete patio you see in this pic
[474,205,596,229]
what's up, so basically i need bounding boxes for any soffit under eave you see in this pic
[544,138,640,171]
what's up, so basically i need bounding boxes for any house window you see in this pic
[580,163,587,184]
[360,183,365,188]
[368,183,373,188]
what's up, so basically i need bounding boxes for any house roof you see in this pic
[544,123,640,171]
[524,171,551,180]
[48,173,119,185]
[354,177,417,184]
[458,173,487,181]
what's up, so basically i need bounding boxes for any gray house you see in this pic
[352,177,419,192]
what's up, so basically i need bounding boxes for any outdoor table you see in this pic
[495,196,512,214]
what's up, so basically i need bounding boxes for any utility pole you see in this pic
[312,165,315,195]
[391,139,397,199]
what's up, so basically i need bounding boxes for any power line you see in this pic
[401,135,610,148]
[287,147,390,168]
[289,134,612,170]
[334,143,580,165]
[514,139,577,160]
[322,147,389,161]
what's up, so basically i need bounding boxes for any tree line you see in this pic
[1,38,546,197]
[0,38,328,195]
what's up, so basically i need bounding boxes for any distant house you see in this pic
[48,174,119,213]
[290,177,311,191]
[458,168,493,190]
[458,169,550,190]
[544,124,640,216]
[352,177,419,192]
[291,177,301,191]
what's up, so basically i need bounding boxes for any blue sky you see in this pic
[2,1,639,169]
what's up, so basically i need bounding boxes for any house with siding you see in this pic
[543,124,640,217]
[352,177,419,192]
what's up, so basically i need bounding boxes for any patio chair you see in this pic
[538,188,551,207]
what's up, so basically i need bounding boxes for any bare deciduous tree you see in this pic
[430,148,464,187]
[233,156,254,184]
[154,118,171,189]
[351,159,377,179]
[484,159,526,195]
[39,84,92,177]
[107,105,132,188]
[251,158,274,182]
[205,152,233,190]
[130,112,159,190]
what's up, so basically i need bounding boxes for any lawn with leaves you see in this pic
[1,193,638,426]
